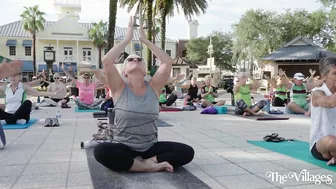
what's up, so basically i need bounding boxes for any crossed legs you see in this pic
[313,135,336,165]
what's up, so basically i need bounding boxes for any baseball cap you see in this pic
[294,73,305,80]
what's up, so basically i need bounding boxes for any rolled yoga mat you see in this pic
[247,139,336,172]
[85,148,211,189]
[75,106,100,113]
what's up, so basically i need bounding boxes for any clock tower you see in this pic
[43,46,56,74]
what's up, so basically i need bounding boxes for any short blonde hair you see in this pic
[53,73,60,78]
[123,54,143,69]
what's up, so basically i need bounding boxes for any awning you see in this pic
[134,44,141,51]
[22,40,32,46]
[21,61,33,72]
[6,40,17,46]
[58,62,77,72]
[38,64,58,72]
[0,55,11,62]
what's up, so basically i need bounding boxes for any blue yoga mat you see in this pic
[3,118,38,130]
[247,139,336,171]
[75,106,100,113]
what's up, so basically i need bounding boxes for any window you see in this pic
[25,46,31,56]
[104,48,108,55]
[83,48,92,61]
[173,68,180,76]
[9,46,16,56]
[63,47,73,60]
[166,50,172,57]
[135,51,141,56]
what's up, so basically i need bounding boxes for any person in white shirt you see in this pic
[310,57,336,166]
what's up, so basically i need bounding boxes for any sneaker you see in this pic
[52,118,60,127]
[44,118,53,127]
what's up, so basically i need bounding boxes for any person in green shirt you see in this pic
[268,69,290,107]
[287,71,323,116]
[200,75,226,108]
[159,87,177,108]
[234,72,267,116]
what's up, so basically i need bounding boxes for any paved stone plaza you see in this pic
[0,94,335,189]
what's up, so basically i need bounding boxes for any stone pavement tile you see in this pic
[67,172,92,187]
[198,164,250,177]
[237,162,291,174]
[0,176,18,189]
[308,169,336,188]
[69,161,90,173]
[12,174,67,189]
[281,184,334,189]
[21,162,69,175]
[198,142,232,149]
[272,159,321,171]
[193,153,230,165]
[0,155,31,166]
[29,154,71,164]
[70,151,88,162]
[184,134,220,143]
[67,186,93,189]
[0,165,25,177]
[215,174,276,189]
[238,146,270,153]
[254,152,293,161]
[218,150,264,163]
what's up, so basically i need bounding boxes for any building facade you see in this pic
[0,0,177,79]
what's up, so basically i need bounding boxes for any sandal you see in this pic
[263,133,285,142]
[44,118,53,127]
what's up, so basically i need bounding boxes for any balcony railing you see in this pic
[54,0,81,5]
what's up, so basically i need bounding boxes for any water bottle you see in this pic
[37,96,41,103]
[56,111,61,120]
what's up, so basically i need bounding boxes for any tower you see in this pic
[188,20,199,39]
[54,0,82,22]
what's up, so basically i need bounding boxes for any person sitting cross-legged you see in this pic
[310,57,336,166]
[201,75,225,108]
[0,71,62,125]
[39,73,70,108]
[234,72,267,116]
[62,63,104,110]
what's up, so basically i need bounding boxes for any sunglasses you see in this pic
[127,58,143,62]
[84,77,90,79]
[54,77,60,79]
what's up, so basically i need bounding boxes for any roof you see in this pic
[172,57,198,68]
[0,20,177,43]
[262,36,336,62]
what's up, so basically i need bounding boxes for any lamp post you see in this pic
[207,36,214,78]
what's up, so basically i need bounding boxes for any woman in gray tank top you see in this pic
[94,16,194,173]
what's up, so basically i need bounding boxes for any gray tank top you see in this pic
[113,81,159,152]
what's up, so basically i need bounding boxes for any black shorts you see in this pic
[311,143,329,161]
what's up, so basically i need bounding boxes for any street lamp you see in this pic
[207,36,214,78]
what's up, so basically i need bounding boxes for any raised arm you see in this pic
[141,27,173,94]
[61,63,76,84]
[91,69,107,87]
[0,60,22,79]
[24,83,63,98]
[312,90,336,108]
[103,17,135,98]
[249,77,261,91]
[306,69,323,91]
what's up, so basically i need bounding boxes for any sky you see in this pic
[1,0,323,40]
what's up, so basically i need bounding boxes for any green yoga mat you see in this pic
[75,106,100,113]
[247,140,336,171]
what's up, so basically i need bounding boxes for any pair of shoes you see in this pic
[61,103,71,109]
[263,133,286,142]
[44,118,60,127]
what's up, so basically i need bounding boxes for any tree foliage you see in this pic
[186,31,235,71]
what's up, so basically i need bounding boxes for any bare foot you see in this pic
[304,111,311,117]
[147,161,174,173]
[327,157,336,166]
[243,112,251,116]
[252,111,264,116]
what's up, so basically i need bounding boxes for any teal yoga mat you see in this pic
[3,118,38,130]
[247,140,336,171]
[75,106,100,113]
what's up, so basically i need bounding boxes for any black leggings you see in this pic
[159,94,177,106]
[51,97,70,103]
[0,100,32,124]
[94,141,195,171]
[272,97,287,107]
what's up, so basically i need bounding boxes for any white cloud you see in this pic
[0,0,323,40]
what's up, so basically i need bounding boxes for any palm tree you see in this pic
[20,5,46,75]
[154,0,208,50]
[107,0,118,51]
[89,20,108,69]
